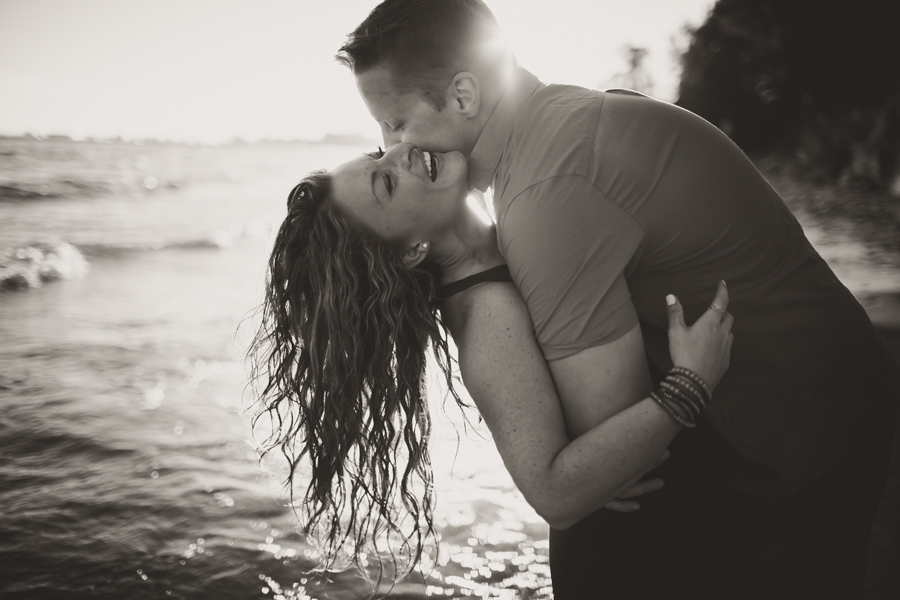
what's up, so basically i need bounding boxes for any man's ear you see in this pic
[448,72,481,118]
[402,241,430,268]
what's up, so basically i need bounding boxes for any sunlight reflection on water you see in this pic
[3,138,898,599]
[0,138,557,599]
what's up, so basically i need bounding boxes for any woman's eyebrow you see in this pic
[369,170,383,206]
[359,153,381,204]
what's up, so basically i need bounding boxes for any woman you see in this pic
[248,143,732,583]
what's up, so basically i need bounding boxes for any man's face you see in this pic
[356,66,470,154]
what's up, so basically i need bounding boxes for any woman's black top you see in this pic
[436,264,512,300]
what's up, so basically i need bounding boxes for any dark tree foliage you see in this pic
[678,0,900,188]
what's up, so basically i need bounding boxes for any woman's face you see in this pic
[330,142,468,245]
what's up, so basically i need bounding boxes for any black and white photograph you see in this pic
[2,1,899,598]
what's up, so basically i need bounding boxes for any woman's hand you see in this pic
[666,280,733,391]
[603,450,669,512]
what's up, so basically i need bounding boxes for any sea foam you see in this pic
[0,240,89,291]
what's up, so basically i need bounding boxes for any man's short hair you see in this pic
[336,0,509,110]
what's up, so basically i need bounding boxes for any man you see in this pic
[336,1,900,597]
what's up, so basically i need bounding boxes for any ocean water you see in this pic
[3,138,899,600]
[0,138,552,600]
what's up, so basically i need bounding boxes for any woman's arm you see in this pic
[443,281,731,530]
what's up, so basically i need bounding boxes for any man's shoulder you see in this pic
[496,84,605,201]
[531,82,605,106]
[515,83,605,150]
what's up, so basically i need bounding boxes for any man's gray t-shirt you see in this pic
[469,68,900,495]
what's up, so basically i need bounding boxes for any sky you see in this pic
[0,0,715,143]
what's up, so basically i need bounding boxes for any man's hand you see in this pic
[603,450,670,512]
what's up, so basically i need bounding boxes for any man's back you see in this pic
[491,80,900,494]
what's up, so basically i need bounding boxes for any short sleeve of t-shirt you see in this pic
[497,174,645,360]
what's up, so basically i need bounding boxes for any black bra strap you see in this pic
[436,264,513,300]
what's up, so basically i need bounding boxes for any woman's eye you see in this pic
[372,146,385,159]
[383,173,393,194]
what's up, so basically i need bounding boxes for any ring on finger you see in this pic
[709,302,726,317]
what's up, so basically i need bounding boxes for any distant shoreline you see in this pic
[0,133,378,148]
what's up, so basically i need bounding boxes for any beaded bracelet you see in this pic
[657,384,698,425]
[675,376,708,408]
[650,367,713,428]
[650,390,694,428]
[671,369,710,420]
[671,367,712,403]
[660,380,700,415]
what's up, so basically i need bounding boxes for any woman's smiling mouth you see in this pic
[422,150,437,182]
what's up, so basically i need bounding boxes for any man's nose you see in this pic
[382,129,403,148]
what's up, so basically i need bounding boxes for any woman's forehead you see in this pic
[332,155,373,198]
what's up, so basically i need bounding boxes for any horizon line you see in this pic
[0,132,379,147]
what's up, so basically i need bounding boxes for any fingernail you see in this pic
[721,280,727,287]
[666,294,676,306]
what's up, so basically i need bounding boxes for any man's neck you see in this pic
[466,66,542,192]
[463,77,506,158]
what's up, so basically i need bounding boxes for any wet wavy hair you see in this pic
[248,171,461,584]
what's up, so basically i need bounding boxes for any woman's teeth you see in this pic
[423,151,436,182]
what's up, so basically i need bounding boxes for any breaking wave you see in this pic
[1,231,244,292]
[0,241,89,292]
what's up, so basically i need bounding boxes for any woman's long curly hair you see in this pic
[248,171,460,581]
